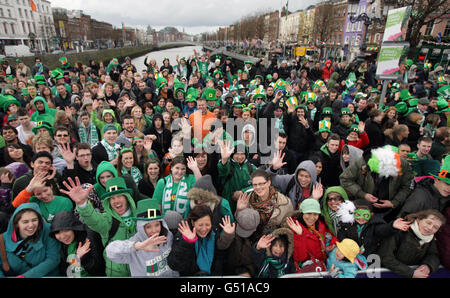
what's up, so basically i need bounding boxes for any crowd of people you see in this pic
[0,48,448,278]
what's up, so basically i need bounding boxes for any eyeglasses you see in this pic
[56,134,69,137]
[327,196,343,202]
[252,181,268,188]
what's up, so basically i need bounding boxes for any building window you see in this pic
[3,23,8,35]
[22,21,26,33]
[425,21,434,35]
[24,9,28,18]
[18,8,22,18]
[10,23,14,34]
[7,9,11,18]
[444,21,450,36]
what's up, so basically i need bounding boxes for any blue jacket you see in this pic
[0,203,61,278]
[326,247,367,278]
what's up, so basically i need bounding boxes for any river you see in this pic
[131,45,204,73]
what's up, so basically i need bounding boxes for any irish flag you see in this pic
[30,0,37,12]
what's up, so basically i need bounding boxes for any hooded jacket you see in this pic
[30,97,57,125]
[106,218,179,277]
[50,210,106,276]
[267,160,318,210]
[251,227,296,278]
[76,186,137,277]
[322,60,334,81]
[91,109,122,139]
[318,143,342,187]
[321,186,349,235]
[339,144,363,172]
[0,203,61,277]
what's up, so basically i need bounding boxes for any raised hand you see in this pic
[219,139,234,164]
[311,183,324,200]
[358,121,365,133]
[271,150,287,171]
[236,192,249,212]
[60,177,93,206]
[178,220,197,241]
[76,239,91,260]
[143,136,153,152]
[256,234,275,250]
[392,218,411,231]
[0,172,13,184]
[219,216,236,235]
[58,142,76,164]
[186,156,199,171]
[134,234,167,252]
[26,171,49,193]
[286,217,303,235]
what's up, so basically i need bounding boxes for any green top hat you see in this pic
[51,68,64,80]
[101,177,133,201]
[321,107,333,116]
[435,97,450,113]
[347,124,360,134]
[213,69,223,77]
[185,88,199,103]
[430,155,450,184]
[341,107,352,116]
[438,76,447,85]
[2,95,21,112]
[135,199,164,221]
[399,89,413,101]
[405,59,413,68]
[202,88,217,101]
[318,119,332,134]
[155,77,168,89]
[34,74,46,85]
[355,92,367,100]
[408,98,418,108]
[32,121,54,137]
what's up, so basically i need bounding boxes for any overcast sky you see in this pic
[49,0,320,35]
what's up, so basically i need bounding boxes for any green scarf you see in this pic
[78,122,99,148]
[122,166,143,185]
[161,175,190,218]
[101,139,120,160]
[258,256,288,278]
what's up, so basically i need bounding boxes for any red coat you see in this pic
[338,131,370,152]
[321,60,334,82]
[291,217,338,264]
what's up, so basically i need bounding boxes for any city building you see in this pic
[0,0,56,54]
[279,10,302,45]
[343,0,370,61]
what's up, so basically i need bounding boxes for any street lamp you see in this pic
[348,12,384,53]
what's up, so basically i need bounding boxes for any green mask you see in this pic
[354,209,371,222]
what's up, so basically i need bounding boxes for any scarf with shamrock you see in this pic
[101,139,120,160]
[78,122,99,148]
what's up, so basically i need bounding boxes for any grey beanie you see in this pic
[192,174,217,196]
[163,211,183,231]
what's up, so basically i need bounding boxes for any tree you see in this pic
[397,0,450,58]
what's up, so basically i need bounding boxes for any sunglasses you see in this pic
[56,134,69,137]
[327,195,343,202]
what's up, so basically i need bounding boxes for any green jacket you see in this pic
[339,156,413,209]
[218,158,256,213]
[321,186,349,235]
[30,97,58,125]
[76,191,137,277]
[91,109,122,139]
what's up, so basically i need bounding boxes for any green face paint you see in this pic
[354,209,371,222]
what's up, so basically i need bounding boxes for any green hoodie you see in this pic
[30,96,58,125]
[91,109,122,139]
[321,186,349,235]
[76,176,137,277]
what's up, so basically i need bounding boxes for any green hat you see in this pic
[295,104,307,112]
[430,155,450,184]
[244,60,253,65]
[321,107,333,116]
[399,89,413,101]
[103,123,118,133]
[32,121,54,137]
[438,76,447,85]
[101,177,133,201]
[135,199,164,221]
[341,107,352,116]
[202,88,217,101]
[344,79,355,89]
[408,98,418,108]
[395,101,409,115]
[266,74,273,80]
[21,88,29,96]
[2,95,21,112]
[255,75,264,82]
[369,88,381,94]
[155,77,168,89]
[318,119,332,134]
[355,92,367,100]
[7,114,17,121]
[347,124,360,134]
[213,69,223,77]
[185,88,198,103]
[405,59,414,68]
[300,198,321,214]
[51,68,64,80]
[232,98,244,108]
[435,97,450,113]
[33,74,46,85]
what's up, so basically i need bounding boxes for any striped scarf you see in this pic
[78,122,99,148]
[162,175,189,218]
[122,166,143,184]
[258,256,288,278]
[101,139,120,160]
